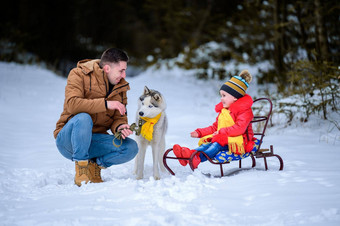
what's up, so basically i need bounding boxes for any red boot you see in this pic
[181,147,195,158]
[173,144,188,166]
[191,153,201,169]
[180,148,201,169]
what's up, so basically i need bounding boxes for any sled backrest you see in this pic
[250,98,273,150]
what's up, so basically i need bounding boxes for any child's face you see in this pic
[220,90,237,108]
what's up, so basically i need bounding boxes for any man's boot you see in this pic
[74,160,90,186]
[88,160,104,183]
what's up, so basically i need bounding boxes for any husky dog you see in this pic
[134,86,168,180]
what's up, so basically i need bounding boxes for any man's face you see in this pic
[105,61,127,85]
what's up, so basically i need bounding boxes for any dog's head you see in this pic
[138,86,166,118]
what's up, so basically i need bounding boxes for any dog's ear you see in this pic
[152,93,161,101]
[143,86,150,95]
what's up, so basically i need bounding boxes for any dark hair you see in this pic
[99,48,129,67]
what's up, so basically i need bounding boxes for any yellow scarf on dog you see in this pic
[198,108,245,154]
[140,113,162,141]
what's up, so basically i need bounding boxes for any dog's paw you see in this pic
[153,175,161,180]
[136,175,143,180]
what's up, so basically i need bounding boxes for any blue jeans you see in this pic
[195,142,226,162]
[56,113,138,168]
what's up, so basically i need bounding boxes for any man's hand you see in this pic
[117,124,133,139]
[107,100,126,115]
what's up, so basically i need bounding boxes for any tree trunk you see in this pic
[296,1,313,61]
[273,0,285,80]
[314,0,329,62]
[191,0,213,47]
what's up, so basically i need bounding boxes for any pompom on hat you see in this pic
[220,70,252,99]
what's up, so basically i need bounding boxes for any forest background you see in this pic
[1,0,339,124]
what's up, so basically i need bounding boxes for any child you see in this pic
[173,70,255,168]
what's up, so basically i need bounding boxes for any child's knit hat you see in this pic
[220,70,252,99]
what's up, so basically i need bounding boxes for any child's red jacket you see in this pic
[195,94,255,152]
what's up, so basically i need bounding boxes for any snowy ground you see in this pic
[0,61,340,226]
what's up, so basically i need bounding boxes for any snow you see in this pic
[0,61,340,226]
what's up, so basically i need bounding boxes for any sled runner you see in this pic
[163,98,284,177]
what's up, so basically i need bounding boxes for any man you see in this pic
[54,48,138,186]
